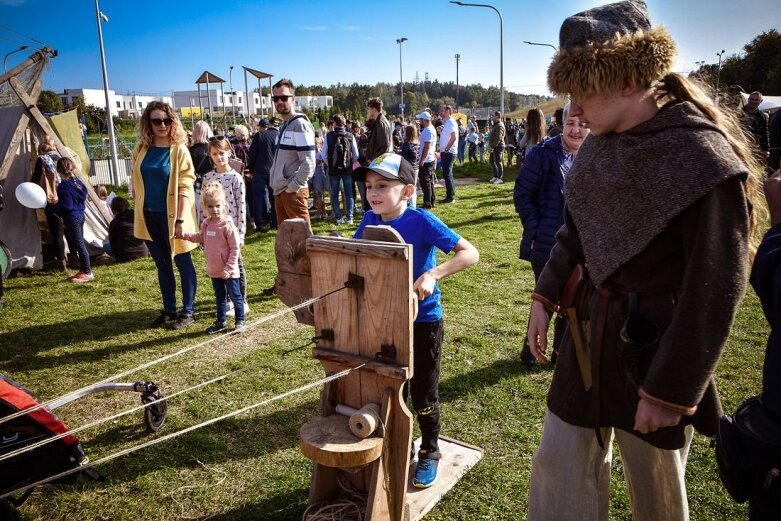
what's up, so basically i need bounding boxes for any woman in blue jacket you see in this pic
[513,104,589,366]
[53,157,93,282]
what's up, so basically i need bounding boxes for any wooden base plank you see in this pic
[407,436,483,521]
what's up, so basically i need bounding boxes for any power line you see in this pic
[0,24,45,46]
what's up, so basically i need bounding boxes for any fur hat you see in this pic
[547,0,676,100]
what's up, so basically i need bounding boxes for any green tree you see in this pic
[37,90,63,113]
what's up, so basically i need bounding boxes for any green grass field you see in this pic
[0,160,768,520]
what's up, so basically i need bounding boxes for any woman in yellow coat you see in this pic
[132,102,198,329]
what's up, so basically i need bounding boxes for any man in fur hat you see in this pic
[525,1,762,519]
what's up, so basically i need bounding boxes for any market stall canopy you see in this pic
[195,71,225,84]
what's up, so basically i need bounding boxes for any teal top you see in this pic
[141,146,171,212]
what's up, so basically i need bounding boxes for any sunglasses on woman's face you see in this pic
[272,95,292,102]
[151,118,173,127]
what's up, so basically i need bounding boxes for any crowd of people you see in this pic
[24,0,781,515]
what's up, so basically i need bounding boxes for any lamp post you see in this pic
[523,41,557,52]
[3,45,28,73]
[715,49,726,105]
[451,1,503,116]
[94,0,119,186]
[396,37,407,121]
[694,60,705,75]
[229,65,235,126]
[455,53,460,112]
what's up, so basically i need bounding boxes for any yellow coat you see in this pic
[131,143,198,255]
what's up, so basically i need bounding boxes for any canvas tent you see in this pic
[0,47,110,271]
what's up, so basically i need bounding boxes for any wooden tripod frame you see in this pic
[277,220,414,521]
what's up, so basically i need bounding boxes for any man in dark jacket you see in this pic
[365,97,392,163]
[514,103,589,366]
[248,118,279,230]
[742,91,769,161]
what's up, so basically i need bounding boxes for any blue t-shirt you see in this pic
[354,207,460,322]
[140,146,171,212]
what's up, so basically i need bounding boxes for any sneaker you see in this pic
[261,285,276,296]
[413,457,439,488]
[346,218,354,225]
[205,321,226,334]
[234,321,246,333]
[441,198,455,205]
[69,272,94,283]
[172,313,194,330]
[494,178,504,184]
[151,311,177,328]
[336,217,345,225]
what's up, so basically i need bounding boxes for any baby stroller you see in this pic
[0,373,167,516]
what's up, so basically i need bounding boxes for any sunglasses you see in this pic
[150,118,173,127]
[272,95,292,102]
[208,135,227,142]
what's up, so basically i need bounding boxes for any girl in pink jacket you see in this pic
[178,183,245,333]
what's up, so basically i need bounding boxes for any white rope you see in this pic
[301,471,367,521]
[0,370,236,464]
[0,292,331,428]
[0,363,365,501]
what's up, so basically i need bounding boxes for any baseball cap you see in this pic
[352,153,416,185]
[258,118,270,127]
[415,111,432,121]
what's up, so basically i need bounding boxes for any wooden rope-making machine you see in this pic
[275,219,482,521]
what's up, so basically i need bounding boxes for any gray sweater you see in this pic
[270,113,316,196]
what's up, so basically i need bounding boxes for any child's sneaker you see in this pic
[205,321,226,334]
[69,272,94,283]
[413,457,439,488]
[233,321,246,333]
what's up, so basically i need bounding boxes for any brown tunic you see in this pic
[534,102,751,449]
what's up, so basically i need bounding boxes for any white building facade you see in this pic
[60,88,172,118]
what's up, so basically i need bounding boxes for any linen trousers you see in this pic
[528,409,693,521]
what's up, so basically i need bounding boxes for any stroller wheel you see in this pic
[141,390,167,433]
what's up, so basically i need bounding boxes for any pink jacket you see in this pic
[181,216,240,279]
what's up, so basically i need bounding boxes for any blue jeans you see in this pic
[440,152,456,200]
[63,213,91,274]
[457,139,466,164]
[212,277,244,324]
[356,180,370,211]
[329,173,354,220]
[144,210,197,316]
[250,174,276,229]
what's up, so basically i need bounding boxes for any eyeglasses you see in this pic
[150,118,173,127]
[272,95,292,102]
[208,135,227,142]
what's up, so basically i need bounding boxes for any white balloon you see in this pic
[15,182,47,209]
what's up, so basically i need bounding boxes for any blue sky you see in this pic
[1,0,779,99]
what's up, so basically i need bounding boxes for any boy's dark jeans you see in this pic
[404,319,444,459]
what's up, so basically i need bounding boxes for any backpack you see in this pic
[329,133,352,172]
[716,396,781,505]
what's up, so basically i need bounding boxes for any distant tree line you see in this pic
[294,81,551,122]
[691,29,781,99]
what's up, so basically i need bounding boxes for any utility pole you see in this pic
[455,53,460,112]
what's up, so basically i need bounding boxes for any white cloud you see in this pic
[296,25,328,31]
[340,25,362,32]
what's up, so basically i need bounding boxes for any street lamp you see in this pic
[451,1,503,116]
[94,0,119,186]
[523,41,557,52]
[396,37,407,121]
[715,49,726,105]
[455,53,460,112]
[229,65,235,126]
[3,45,28,74]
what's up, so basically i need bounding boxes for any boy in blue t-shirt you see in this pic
[353,153,479,488]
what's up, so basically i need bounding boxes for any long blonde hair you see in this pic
[135,101,187,151]
[654,72,768,255]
